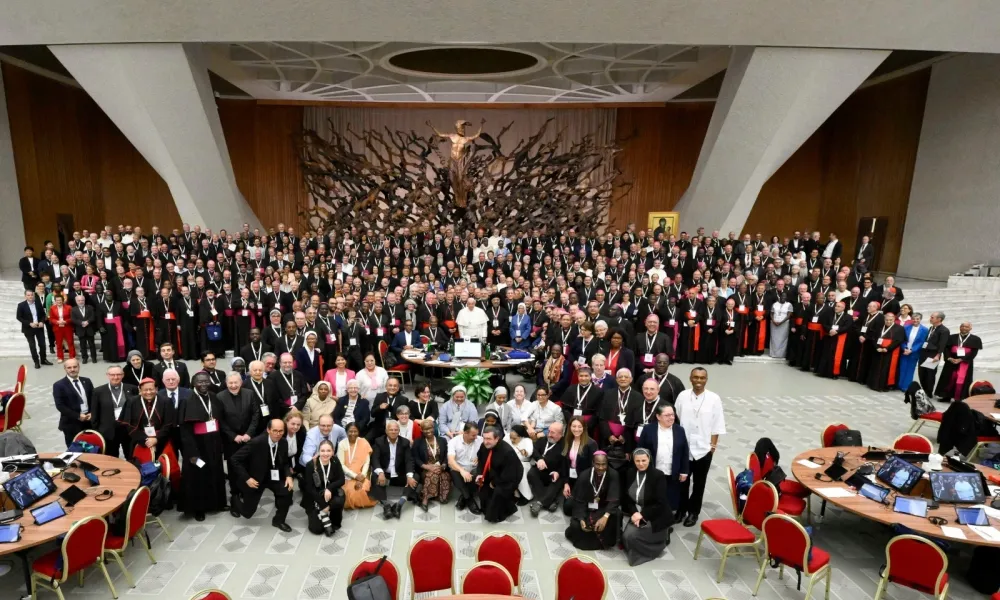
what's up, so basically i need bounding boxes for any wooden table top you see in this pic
[791,447,1000,547]
[0,453,140,556]
[965,394,1000,423]
[402,348,527,370]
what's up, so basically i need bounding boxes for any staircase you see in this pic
[0,279,31,357]
[900,285,1000,372]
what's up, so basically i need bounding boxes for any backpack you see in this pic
[904,382,935,419]
[130,458,172,516]
[206,323,223,341]
[67,441,100,454]
[832,429,863,447]
[347,555,393,600]
[734,468,754,514]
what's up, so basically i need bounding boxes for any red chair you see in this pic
[9,364,29,419]
[461,561,515,595]
[747,452,810,498]
[31,516,118,599]
[908,411,944,434]
[72,429,106,453]
[695,475,776,582]
[105,486,156,587]
[821,423,849,447]
[555,554,607,600]
[0,392,26,433]
[419,335,430,346]
[189,591,232,600]
[351,555,400,600]
[892,433,933,454]
[408,534,454,598]
[873,534,948,600]
[380,340,413,384]
[476,531,523,592]
[752,514,831,600]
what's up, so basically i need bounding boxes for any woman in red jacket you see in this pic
[48,294,76,362]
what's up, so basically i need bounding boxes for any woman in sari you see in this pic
[539,343,572,402]
[337,422,377,509]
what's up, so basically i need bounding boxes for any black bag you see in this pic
[832,429,863,447]
[967,546,1000,594]
[765,465,787,487]
[347,555,393,600]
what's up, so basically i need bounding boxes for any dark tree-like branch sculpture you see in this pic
[296,118,630,236]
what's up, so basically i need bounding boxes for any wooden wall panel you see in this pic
[610,104,712,229]
[745,132,826,240]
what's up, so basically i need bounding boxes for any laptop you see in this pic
[3,466,57,509]
[453,341,482,360]
[894,496,929,518]
[876,457,924,495]
[929,471,988,504]
[859,482,891,504]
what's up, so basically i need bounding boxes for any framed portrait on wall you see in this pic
[647,211,679,239]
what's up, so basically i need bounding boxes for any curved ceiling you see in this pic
[207,42,731,103]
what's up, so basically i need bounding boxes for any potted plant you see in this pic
[446,367,494,405]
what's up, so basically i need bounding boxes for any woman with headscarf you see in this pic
[565,451,620,550]
[301,381,337,429]
[539,343,572,402]
[231,357,247,380]
[296,331,324,388]
[301,439,346,535]
[484,386,517,433]
[262,309,285,350]
[505,424,534,503]
[621,448,672,565]
[122,350,154,388]
[477,409,504,439]
[769,292,793,359]
[509,303,532,350]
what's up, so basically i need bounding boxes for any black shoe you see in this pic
[516,496,531,506]
[272,521,292,533]
[529,501,542,517]
[682,514,698,527]
[380,502,393,520]
[194,512,206,522]
[230,508,240,518]
[81,358,88,364]
[33,362,40,370]
[420,501,430,513]
[41,359,53,366]
[547,502,559,513]
[468,502,483,516]
[456,497,467,511]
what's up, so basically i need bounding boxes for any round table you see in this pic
[791,447,1000,547]
[964,394,1000,422]
[0,454,141,596]
[401,349,527,371]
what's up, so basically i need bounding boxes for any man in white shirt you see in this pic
[673,367,726,527]
[371,420,417,519]
[299,414,347,466]
[447,422,483,514]
[455,297,489,340]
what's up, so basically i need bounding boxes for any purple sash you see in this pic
[104,316,125,359]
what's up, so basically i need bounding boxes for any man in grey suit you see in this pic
[70,294,98,364]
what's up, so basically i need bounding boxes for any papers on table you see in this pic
[968,525,1000,542]
[940,526,967,540]
[973,503,1000,520]
[797,459,823,469]
[920,358,940,368]
[815,487,856,499]
[423,360,447,366]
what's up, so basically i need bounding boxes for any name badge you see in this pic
[376,327,385,337]
[205,419,218,433]
[270,469,280,481]
[186,310,194,317]
[644,353,653,363]
[573,408,583,416]
[242,309,249,317]
[706,319,714,326]
[569,467,578,479]
[349,337,358,346]
[365,327,371,335]
[922,342,929,349]
[144,426,156,437]
[618,412,626,423]
[667,319,675,326]
[288,395,297,405]
[860,326,868,333]
[210,309,218,316]
[588,501,599,510]
[757,304,764,312]
[260,404,270,417]
[493,319,499,327]
[577,356,586,366]
[114,407,123,419]
[326,334,335,344]
[738,305,747,313]
[728,320,735,327]
[635,425,644,439]
[830,326,838,333]
[687,311,697,319]
[957,347,966,357]
[811,316,819,323]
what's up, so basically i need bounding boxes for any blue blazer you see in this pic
[390,330,423,356]
[637,422,691,483]
[53,376,95,431]
[903,324,929,352]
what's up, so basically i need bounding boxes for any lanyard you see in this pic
[142,398,157,425]
[577,385,591,407]
[251,343,262,361]
[642,398,658,423]
[195,393,212,418]
[132,365,144,381]
[880,325,892,338]
[959,333,971,346]
[320,461,331,487]
[269,442,278,467]
[251,379,265,403]
[281,371,295,390]
[865,312,880,327]
[618,389,630,414]
[645,332,657,349]
[110,387,124,408]
[543,441,555,456]
[590,469,606,499]
[636,472,647,499]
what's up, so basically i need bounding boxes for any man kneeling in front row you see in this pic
[230,418,295,532]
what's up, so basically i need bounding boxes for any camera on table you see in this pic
[316,505,335,536]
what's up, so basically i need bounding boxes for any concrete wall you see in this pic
[0,67,27,270]
[897,54,1000,280]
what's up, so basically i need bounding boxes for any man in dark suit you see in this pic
[17,289,51,368]
[636,403,690,507]
[19,246,39,291]
[52,358,95,446]
[91,365,137,458]
[264,353,308,419]
[218,372,260,505]
[420,315,451,349]
[230,418,295,532]
[152,342,190,388]
[855,235,875,267]
[70,294,98,364]
[527,421,567,516]
[918,311,951,398]
[389,319,423,359]
[158,367,192,458]
[367,377,410,442]
[370,420,418,519]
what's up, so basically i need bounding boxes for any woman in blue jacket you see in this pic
[509,303,532,350]
[898,312,929,390]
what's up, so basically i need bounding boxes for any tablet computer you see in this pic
[956,506,989,526]
[59,484,87,507]
[929,471,987,504]
[0,524,21,544]
[29,501,66,526]
[859,482,891,504]
[83,470,99,487]
[893,496,928,518]
[876,457,924,494]
[3,465,57,509]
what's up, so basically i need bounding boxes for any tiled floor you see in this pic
[2,357,998,600]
